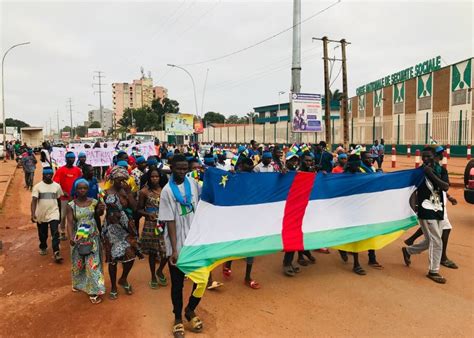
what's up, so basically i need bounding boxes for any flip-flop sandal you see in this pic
[306,255,316,264]
[291,264,301,273]
[441,259,458,269]
[72,287,79,292]
[149,280,159,289]
[157,274,168,286]
[207,281,224,290]
[222,266,232,278]
[172,323,185,338]
[245,279,260,289]
[368,262,384,270]
[353,266,367,275]
[426,273,446,284]
[39,249,48,256]
[89,295,102,304]
[185,310,203,333]
[297,258,309,266]
[119,283,133,295]
[109,291,118,300]
[283,265,295,277]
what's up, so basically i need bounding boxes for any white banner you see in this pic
[51,141,157,167]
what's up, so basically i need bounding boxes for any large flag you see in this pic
[177,167,424,297]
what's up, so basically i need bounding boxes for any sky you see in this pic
[1,0,473,131]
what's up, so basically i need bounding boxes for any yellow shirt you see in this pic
[103,176,139,193]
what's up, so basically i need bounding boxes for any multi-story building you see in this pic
[112,75,169,124]
[88,108,114,131]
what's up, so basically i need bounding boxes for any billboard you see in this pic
[165,113,194,135]
[291,93,323,132]
[87,128,103,137]
[61,131,70,139]
[194,119,204,134]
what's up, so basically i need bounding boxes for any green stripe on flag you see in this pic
[177,216,418,275]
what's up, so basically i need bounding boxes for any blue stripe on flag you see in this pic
[310,168,424,200]
[201,167,424,207]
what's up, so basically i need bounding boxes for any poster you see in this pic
[61,131,70,139]
[291,93,323,132]
[194,119,204,134]
[165,113,194,135]
[87,128,103,137]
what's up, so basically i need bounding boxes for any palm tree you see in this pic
[329,89,343,102]
[246,112,257,123]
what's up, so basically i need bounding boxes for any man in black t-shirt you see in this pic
[402,147,450,284]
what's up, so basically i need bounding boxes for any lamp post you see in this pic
[167,64,199,117]
[2,41,30,162]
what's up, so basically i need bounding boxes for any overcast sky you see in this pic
[1,0,472,130]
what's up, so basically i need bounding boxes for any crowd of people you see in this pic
[27,138,458,337]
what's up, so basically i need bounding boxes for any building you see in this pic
[87,108,114,131]
[348,56,472,146]
[112,74,168,123]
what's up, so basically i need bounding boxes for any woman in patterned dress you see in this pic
[138,167,168,289]
[102,166,141,300]
[66,179,106,304]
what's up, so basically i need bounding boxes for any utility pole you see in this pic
[290,0,301,143]
[322,36,331,146]
[340,39,350,149]
[56,110,60,138]
[67,98,73,139]
[93,71,105,130]
[313,36,350,148]
[291,0,301,94]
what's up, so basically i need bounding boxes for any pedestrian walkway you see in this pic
[0,160,18,209]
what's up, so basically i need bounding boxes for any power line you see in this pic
[178,0,341,66]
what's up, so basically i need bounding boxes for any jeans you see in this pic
[37,220,60,252]
[407,218,443,273]
[168,262,201,320]
[283,252,295,266]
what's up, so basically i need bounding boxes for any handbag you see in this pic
[73,203,94,256]
[77,241,93,256]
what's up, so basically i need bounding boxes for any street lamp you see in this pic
[2,41,30,162]
[167,64,199,117]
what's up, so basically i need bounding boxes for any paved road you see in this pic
[0,164,472,337]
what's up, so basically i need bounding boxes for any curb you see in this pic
[0,165,17,209]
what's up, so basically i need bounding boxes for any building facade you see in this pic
[88,108,114,131]
[349,56,473,146]
[112,75,168,123]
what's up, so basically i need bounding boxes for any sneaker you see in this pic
[39,249,48,256]
[54,251,64,263]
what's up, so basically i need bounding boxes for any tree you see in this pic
[246,112,257,123]
[203,111,225,125]
[151,97,180,129]
[0,118,30,131]
[330,89,343,102]
[75,126,87,137]
[89,121,101,128]
[226,115,241,124]
[118,107,160,132]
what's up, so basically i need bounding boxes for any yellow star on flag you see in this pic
[219,175,228,188]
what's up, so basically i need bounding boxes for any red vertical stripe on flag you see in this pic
[281,172,316,251]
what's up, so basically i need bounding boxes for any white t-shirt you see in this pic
[158,178,201,257]
[253,162,275,173]
[32,181,63,223]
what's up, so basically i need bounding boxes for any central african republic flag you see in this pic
[177,167,424,297]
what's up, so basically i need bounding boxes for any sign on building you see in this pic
[87,128,103,137]
[165,113,194,135]
[290,93,323,132]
